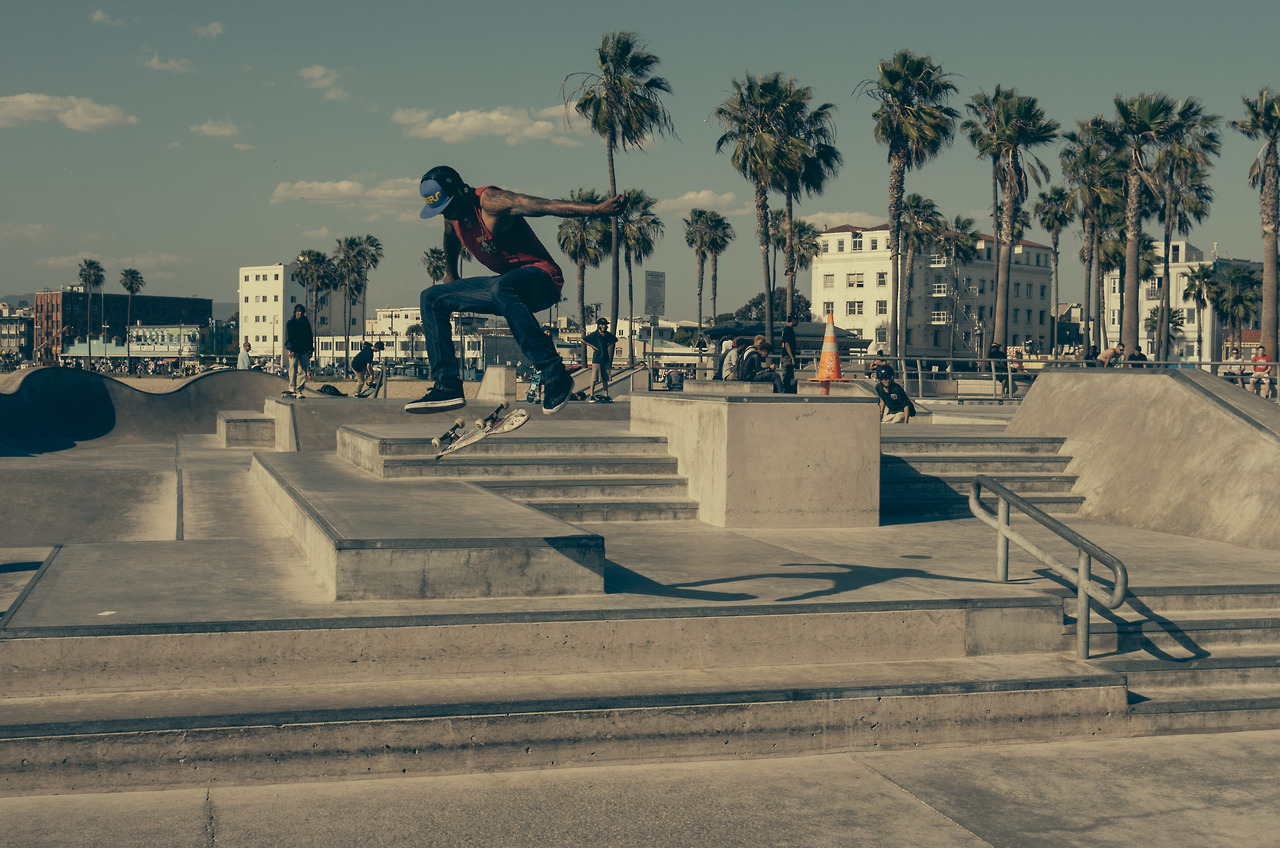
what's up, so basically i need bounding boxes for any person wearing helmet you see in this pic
[875,364,916,424]
[405,166,623,415]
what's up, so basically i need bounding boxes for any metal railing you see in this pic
[969,474,1128,659]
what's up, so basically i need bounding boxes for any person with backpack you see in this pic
[740,335,783,393]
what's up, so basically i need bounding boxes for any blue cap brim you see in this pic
[419,178,452,219]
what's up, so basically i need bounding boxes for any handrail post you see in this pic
[1076,550,1092,659]
[996,499,1009,582]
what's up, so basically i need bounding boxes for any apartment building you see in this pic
[237,262,364,366]
[809,225,1056,357]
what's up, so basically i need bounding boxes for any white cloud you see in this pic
[655,190,739,215]
[189,118,240,137]
[233,143,255,150]
[803,211,887,231]
[89,10,124,26]
[302,227,334,240]
[271,177,419,219]
[194,22,223,40]
[299,65,348,101]
[0,223,53,248]
[144,52,193,74]
[0,94,139,131]
[36,252,193,276]
[392,105,582,147]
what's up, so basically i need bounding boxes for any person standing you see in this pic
[780,317,799,393]
[237,340,252,370]
[584,318,618,401]
[283,305,313,397]
[405,165,622,415]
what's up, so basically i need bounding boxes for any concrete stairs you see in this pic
[0,596,1127,794]
[338,426,699,522]
[1078,585,1280,734]
[880,431,1083,518]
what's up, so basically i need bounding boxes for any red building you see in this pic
[34,289,212,364]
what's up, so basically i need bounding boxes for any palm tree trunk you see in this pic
[126,295,132,374]
[1122,168,1143,352]
[85,288,92,371]
[1093,226,1106,350]
[696,254,705,343]
[710,252,720,326]
[1260,144,1279,364]
[625,251,636,367]
[1050,236,1060,357]
[607,138,620,335]
[784,193,796,321]
[887,152,906,358]
[1082,217,1093,354]
[577,262,588,368]
[1158,181,1174,362]
[755,180,773,343]
[995,172,1016,348]
[901,238,915,362]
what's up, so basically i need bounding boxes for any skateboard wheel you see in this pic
[431,438,441,448]
[475,419,484,428]
[454,418,465,427]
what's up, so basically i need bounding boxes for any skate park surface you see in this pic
[2,366,1280,845]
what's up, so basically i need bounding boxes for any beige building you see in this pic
[809,225,1056,357]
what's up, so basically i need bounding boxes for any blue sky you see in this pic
[2,0,1276,321]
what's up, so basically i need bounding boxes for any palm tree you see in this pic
[356,234,383,333]
[1231,88,1280,364]
[616,189,663,365]
[898,193,943,358]
[332,235,383,372]
[1034,186,1076,355]
[1061,118,1122,350]
[565,31,674,335]
[420,248,447,285]
[1210,265,1260,352]
[119,268,144,373]
[77,258,104,370]
[1153,99,1220,361]
[978,93,1059,348]
[404,322,423,361]
[1182,263,1217,364]
[704,211,735,327]
[294,250,334,342]
[1108,93,1185,352]
[684,209,713,341]
[556,188,610,366]
[1144,305,1185,354]
[935,215,979,357]
[858,49,958,358]
[962,85,1018,249]
[715,71,804,343]
[774,78,841,320]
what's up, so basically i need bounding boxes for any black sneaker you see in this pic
[542,372,574,414]
[404,381,465,413]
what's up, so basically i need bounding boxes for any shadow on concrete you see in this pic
[604,562,758,601]
[622,562,991,603]
[0,367,286,455]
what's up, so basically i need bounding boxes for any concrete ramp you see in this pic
[1007,368,1280,550]
[0,367,287,454]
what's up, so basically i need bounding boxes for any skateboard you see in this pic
[355,373,383,398]
[433,403,529,459]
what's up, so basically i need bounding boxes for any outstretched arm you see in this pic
[480,188,623,220]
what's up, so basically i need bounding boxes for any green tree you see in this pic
[565,30,674,334]
[1034,186,1077,354]
[962,85,1018,249]
[978,93,1059,347]
[684,208,713,341]
[1231,88,1280,364]
[898,193,943,356]
[420,248,447,285]
[1153,99,1219,361]
[1061,118,1123,349]
[734,289,812,323]
[616,189,663,364]
[77,258,104,370]
[704,210,735,327]
[715,71,804,343]
[332,235,383,372]
[1182,263,1218,364]
[1210,265,1261,352]
[119,268,145,373]
[294,250,335,342]
[858,49,958,358]
[1143,305,1185,354]
[556,188,611,366]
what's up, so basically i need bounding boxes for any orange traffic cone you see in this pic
[808,312,849,395]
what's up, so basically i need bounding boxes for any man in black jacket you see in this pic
[874,364,916,424]
[283,304,313,397]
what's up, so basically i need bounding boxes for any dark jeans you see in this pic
[747,371,783,393]
[420,266,565,384]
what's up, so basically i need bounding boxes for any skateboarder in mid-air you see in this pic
[405,165,623,415]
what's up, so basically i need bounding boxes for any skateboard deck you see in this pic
[355,375,383,398]
[434,403,529,459]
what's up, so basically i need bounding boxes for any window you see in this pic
[1185,308,1197,322]
[1039,311,1046,325]
[1012,309,1019,323]
[823,274,835,289]
[847,301,863,316]
[1145,284,1158,301]
[243,296,248,303]
[243,275,249,282]
[823,301,834,316]
[1109,309,1119,324]
[1172,245,1181,263]
[1040,285,1047,300]
[876,300,888,315]
[851,233,863,251]
[931,311,948,325]
[985,247,993,261]
[875,328,887,343]
[837,240,845,252]
[933,330,941,347]
[274,274,280,280]
[876,272,887,287]
[847,273,864,287]
[978,278,986,294]
[932,282,948,296]
[274,295,279,302]
[870,238,878,250]
[978,305,985,320]
[1014,283,1021,297]
[821,241,828,253]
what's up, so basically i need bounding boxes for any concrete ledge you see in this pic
[477,366,515,403]
[249,452,605,600]
[683,380,776,395]
[216,410,275,448]
[631,393,880,528]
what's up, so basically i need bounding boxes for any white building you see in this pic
[809,225,1056,357]
[1100,240,1262,361]
[237,262,365,367]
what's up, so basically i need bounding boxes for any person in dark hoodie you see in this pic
[283,304,313,397]
[874,364,916,424]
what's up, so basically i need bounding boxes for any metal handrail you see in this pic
[969,474,1128,659]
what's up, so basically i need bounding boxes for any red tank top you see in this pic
[452,186,564,286]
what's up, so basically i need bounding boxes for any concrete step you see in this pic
[523,499,700,521]
[0,597,1069,698]
[880,493,1084,517]
[475,475,692,499]
[880,472,1077,496]
[880,435,1066,455]
[1126,683,1280,735]
[381,455,682,479]
[1115,585,1280,615]
[1071,613,1280,653]
[216,409,275,448]
[377,434,673,459]
[0,652,1124,794]
[1096,647,1280,690]
[881,454,1073,474]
